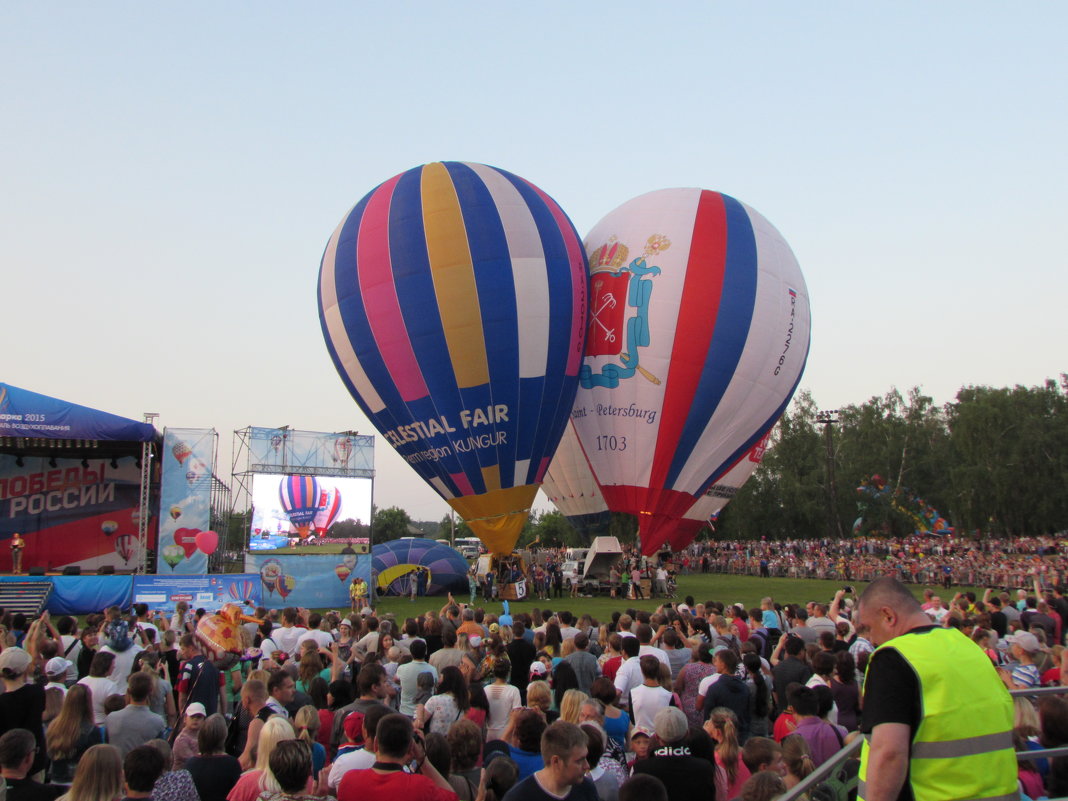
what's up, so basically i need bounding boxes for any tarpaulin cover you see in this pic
[0,576,133,615]
[0,383,157,441]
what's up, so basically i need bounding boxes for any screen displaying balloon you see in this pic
[571,188,811,554]
[249,473,371,540]
[319,161,588,553]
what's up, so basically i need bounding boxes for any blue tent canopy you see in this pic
[0,383,157,444]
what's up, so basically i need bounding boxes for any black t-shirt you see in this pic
[0,684,47,774]
[860,626,935,801]
[632,750,718,801]
[185,754,243,801]
[506,638,537,693]
[989,610,1007,638]
[501,774,599,801]
[4,778,64,801]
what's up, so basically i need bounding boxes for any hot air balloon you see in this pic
[668,430,773,550]
[334,437,353,465]
[162,545,185,570]
[342,551,357,570]
[334,564,352,582]
[573,189,811,555]
[115,533,137,564]
[172,441,192,465]
[169,506,182,521]
[101,520,119,536]
[312,487,342,535]
[318,162,588,555]
[539,420,610,544]
[371,538,469,596]
[185,459,208,487]
[270,434,283,454]
[260,559,282,596]
[277,574,296,600]
[279,475,321,539]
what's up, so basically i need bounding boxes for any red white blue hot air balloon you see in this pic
[313,486,342,535]
[279,475,321,539]
[318,162,588,553]
[572,189,811,555]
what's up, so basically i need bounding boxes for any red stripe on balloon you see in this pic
[647,191,727,503]
[357,173,430,403]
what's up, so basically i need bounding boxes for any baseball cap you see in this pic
[654,707,688,744]
[1005,631,1041,653]
[45,657,73,676]
[529,662,547,678]
[0,648,32,676]
[185,702,207,717]
[631,726,653,739]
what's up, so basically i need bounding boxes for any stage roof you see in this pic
[0,383,159,457]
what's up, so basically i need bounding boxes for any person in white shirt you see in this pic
[271,608,308,658]
[44,657,72,696]
[627,656,673,731]
[635,624,669,667]
[78,651,119,725]
[613,637,644,706]
[296,613,335,652]
[327,702,392,790]
[484,658,521,740]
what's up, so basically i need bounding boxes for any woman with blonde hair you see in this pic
[292,705,326,776]
[705,706,750,801]
[558,689,589,724]
[525,680,557,723]
[781,732,816,791]
[226,716,296,801]
[47,685,103,786]
[57,743,123,801]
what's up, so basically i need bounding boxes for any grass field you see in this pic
[351,573,984,622]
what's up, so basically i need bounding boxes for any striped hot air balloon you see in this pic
[573,189,811,555]
[279,475,321,539]
[313,486,342,535]
[319,162,588,554]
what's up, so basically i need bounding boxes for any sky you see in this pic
[3,3,1066,523]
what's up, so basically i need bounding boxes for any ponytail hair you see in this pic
[743,653,769,718]
[710,707,741,784]
[293,705,319,745]
[782,733,816,781]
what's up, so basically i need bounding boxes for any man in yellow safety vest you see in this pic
[856,576,1018,801]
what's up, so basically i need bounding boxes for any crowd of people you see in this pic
[1,567,1066,801]
[676,533,1068,588]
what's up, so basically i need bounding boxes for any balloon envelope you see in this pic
[319,162,588,554]
[279,475,321,528]
[371,538,469,596]
[313,487,342,534]
[573,189,811,555]
[539,420,610,544]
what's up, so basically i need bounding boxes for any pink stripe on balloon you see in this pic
[357,174,430,403]
[521,181,587,376]
[534,456,551,483]
[451,472,475,497]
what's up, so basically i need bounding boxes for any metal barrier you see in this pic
[775,685,1068,801]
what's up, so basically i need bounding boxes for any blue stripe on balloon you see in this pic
[496,168,577,484]
[696,338,809,494]
[665,194,759,488]
[387,166,468,496]
[445,162,519,489]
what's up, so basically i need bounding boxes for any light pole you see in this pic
[816,409,845,540]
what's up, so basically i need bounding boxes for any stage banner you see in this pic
[0,576,134,616]
[0,455,151,572]
[132,573,262,615]
[244,552,371,610]
[248,428,373,477]
[158,428,215,574]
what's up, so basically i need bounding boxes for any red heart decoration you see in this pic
[174,528,199,559]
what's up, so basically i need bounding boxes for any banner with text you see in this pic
[132,573,262,615]
[0,455,152,572]
[157,428,215,574]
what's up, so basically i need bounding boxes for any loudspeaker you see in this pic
[97,565,115,575]
[62,565,81,576]
[28,566,46,576]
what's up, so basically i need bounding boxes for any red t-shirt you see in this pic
[773,711,798,742]
[338,767,457,801]
[601,656,622,681]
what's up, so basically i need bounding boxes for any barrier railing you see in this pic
[776,685,1068,801]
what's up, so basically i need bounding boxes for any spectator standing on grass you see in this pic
[185,714,242,801]
[501,721,597,801]
[631,707,717,801]
[104,672,166,757]
[46,685,103,786]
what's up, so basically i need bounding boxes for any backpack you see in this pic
[809,755,859,801]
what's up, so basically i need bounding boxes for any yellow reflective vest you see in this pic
[858,626,1018,801]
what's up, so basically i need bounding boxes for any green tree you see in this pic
[372,506,413,541]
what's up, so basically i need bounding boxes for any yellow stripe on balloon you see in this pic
[448,484,539,554]
[482,464,501,494]
[421,162,489,389]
